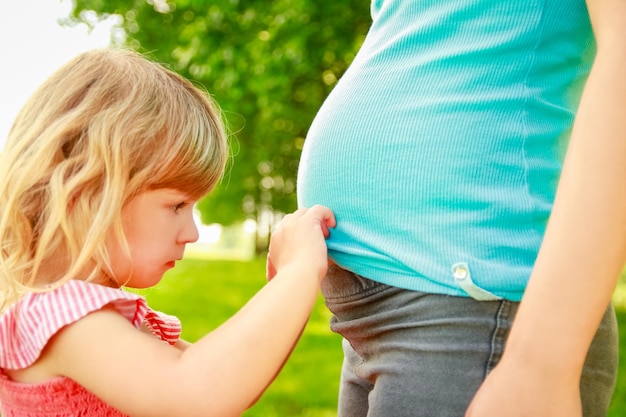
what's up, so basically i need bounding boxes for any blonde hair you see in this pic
[0,48,228,311]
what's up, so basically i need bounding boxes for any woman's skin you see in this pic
[467,1,626,415]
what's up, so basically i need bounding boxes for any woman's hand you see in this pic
[466,357,582,417]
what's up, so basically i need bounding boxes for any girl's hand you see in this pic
[465,357,582,417]
[266,205,336,282]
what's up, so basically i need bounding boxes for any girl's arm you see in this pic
[467,1,626,415]
[43,205,335,417]
[174,338,192,351]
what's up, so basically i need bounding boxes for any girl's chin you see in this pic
[123,273,165,289]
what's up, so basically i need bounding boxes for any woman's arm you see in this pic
[467,1,626,415]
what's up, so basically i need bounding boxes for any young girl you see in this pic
[0,48,335,417]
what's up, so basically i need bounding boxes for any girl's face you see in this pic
[107,188,200,288]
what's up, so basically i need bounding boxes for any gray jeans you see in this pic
[321,266,618,417]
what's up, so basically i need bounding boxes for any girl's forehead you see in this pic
[141,188,193,200]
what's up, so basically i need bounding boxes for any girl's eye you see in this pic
[172,202,187,213]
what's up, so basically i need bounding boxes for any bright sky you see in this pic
[0,0,114,151]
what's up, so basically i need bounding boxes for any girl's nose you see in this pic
[179,212,200,244]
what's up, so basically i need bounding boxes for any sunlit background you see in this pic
[0,1,116,151]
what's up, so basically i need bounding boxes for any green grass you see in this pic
[611,308,626,417]
[138,257,626,416]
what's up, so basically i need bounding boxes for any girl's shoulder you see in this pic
[0,280,180,370]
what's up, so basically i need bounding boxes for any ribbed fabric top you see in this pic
[0,280,181,416]
[297,0,596,301]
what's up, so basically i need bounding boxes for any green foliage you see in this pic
[68,0,371,227]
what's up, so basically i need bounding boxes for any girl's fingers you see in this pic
[266,253,277,281]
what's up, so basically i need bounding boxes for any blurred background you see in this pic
[2,1,625,416]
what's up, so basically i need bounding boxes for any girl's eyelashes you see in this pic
[172,202,188,213]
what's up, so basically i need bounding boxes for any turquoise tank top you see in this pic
[297,0,596,301]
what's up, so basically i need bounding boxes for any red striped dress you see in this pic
[0,280,182,416]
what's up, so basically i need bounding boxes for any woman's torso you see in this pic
[297,0,595,301]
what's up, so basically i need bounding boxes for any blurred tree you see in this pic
[68,0,370,250]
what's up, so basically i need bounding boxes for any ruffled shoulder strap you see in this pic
[0,280,180,370]
[143,310,182,345]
